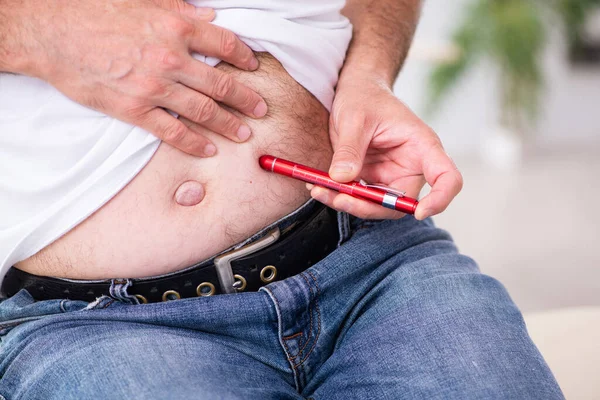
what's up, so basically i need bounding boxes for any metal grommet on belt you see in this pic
[134,294,148,304]
[232,274,247,291]
[260,265,277,283]
[196,282,215,297]
[162,290,181,302]
[2,204,339,304]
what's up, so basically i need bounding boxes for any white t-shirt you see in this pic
[0,0,352,286]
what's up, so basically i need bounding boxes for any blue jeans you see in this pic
[0,209,563,399]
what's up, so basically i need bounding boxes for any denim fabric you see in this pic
[0,212,564,400]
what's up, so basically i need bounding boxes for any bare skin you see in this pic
[17,54,332,279]
[174,181,205,207]
[0,0,462,223]
[6,0,464,280]
[320,0,463,221]
[0,0,267,156]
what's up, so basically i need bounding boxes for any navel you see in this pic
[174,180,205,206]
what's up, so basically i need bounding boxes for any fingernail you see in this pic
[204,143,217,156]
[249,57,259,70]
[237,125,252,141]
[337,199,351,213]
[306,183,314,190]
[417,208,431,220]
[312,192,325,203]
[331,162,354,175]
[311,188,326,203]
[196,7,214,17]
[253,101,267,118]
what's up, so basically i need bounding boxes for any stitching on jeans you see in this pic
[282,332,303,340]
[286,273,315,361]
[344,213,349,237]
[0,316,46,330]
[267,292,297,361]
[101,299,115,309]
[269,273,321,371]
[277,274,313,362]
[293,271,321,367]
[357,220,378,229]
[260,287,302,393]
[337,212,349,246]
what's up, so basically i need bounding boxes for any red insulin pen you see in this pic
[259,155,419,215]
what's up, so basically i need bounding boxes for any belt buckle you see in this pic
[213,228,281,294]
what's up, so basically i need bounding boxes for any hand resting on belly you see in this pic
[16,53,333,280]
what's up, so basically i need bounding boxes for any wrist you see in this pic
[0,4,36,75]
[337,64,395,97]
[338,64,395,91]
[0,49,35,76]
[339,0,422,91]
[338,38,399,89]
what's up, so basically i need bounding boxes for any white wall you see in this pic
[394,0,600,157]
[395,1,600,315]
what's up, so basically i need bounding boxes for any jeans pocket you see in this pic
[0,289,88,335]
[350,217,386,234]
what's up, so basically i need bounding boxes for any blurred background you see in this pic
[394,0,600,398]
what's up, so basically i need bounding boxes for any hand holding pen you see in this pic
[322,77,463,220]
[259,156,419,215]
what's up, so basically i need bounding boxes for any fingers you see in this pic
[155,0,215,21]
[192,7,216,21]
[138,108,217,157]
[308,185,404,220]
[414,143,463,220]
[153,1,257,71]
[161,83,253,143]
[190,22,259,71]
[177,6,215,21]
[177,60,267,119]
[329,116,372,182]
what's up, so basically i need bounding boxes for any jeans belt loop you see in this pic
[109,278,137,304]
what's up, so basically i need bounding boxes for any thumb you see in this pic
[329,116,371,182]
[157,0,215,21]
[192,7,216,21]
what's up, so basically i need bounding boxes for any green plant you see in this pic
[554,0,600,47]
[426,0,600,132]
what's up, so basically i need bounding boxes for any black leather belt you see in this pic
[1,204,339,304]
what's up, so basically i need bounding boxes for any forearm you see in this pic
[0,3,14,72]
[341,0,422,87]
[0,2,22,73]
[0,1,36,75]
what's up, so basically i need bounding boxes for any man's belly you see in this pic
[16,54,333,279]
